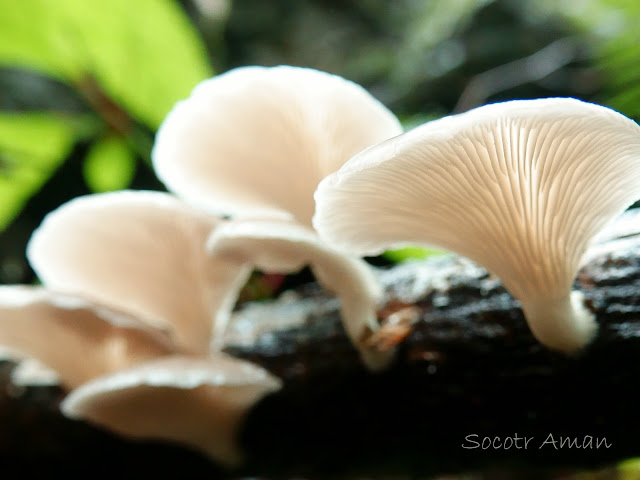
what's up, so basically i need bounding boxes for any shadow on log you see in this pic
[3,216,640,478]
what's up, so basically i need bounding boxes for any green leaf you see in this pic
[619,458,640,479]
[405,0,494,52]
[383,246,446,263]
[0,113,75,230]
[83,137,136,193]
[0,0,212,128]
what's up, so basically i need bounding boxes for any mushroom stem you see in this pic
[520,291,597,352]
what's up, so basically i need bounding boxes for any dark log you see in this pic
[3,221,640,478]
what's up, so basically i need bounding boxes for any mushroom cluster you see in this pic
[4,65,639,466]
[1,191,282,466]
[0,65,403,464]
[152,65,403,368]
[315,98,640,352]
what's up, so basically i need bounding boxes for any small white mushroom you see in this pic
[314,98,640,352]
[0,286,175,388]
[207,217,390,370]
[152,65,402,226]
[9,358,60,387]
[27,190,252,355]
[0,286,283,466]
[61,354,282,467]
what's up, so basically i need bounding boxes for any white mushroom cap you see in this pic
[27,191,251,354]
[152,65,403,226]
[314,98,640,352]
[61,354,282,467]
[206,218,391,370]
[0,286,175,389]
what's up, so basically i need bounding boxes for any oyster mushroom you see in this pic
[0,286,174,388]
[26,190,252,355]
[151,65,403,369]
[207,217,386,369]
[0,287,281,467]
[152,65,403,226]
[61,355,281,466]
[314,98,640,352]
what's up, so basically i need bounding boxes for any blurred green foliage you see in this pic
[383,246,445,263]
[83,136,136,193]
[0,112,78,229]
[618,458,640,478]
[0,0,212,236]
[0,0,211,128]
[520,0,640,117]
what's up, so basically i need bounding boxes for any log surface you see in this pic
[3,224,640,478]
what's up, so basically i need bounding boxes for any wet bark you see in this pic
[3,225,640,478]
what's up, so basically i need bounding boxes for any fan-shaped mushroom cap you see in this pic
[152,65,402,226]
[314,98,640,352]
[27,191,251,354]
[61,354,282,467]
[0,287,175,388]
[206,218,391,370]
